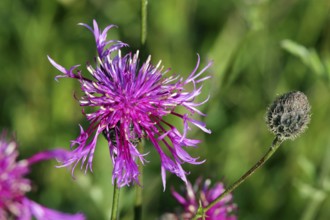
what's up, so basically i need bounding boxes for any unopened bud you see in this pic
[266,91,311,140]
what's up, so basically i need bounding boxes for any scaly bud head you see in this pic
[266,91,311,140]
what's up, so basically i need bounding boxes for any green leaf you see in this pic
[281,39,328,78]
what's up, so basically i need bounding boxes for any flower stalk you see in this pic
[110,182,120,220]
[193,137,283,219]
[141,0,148,45]
[134,141,144,220]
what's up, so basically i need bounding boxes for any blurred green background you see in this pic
[1,0,330,219]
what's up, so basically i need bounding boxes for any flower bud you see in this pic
[266,91,311,140]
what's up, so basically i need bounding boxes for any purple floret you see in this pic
[172,178,237,220]
[0,131,85,220]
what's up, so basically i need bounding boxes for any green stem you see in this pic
[110,181,120,220]
[134,141,145,220]
[141,0,148,45]
[193,137,283,219]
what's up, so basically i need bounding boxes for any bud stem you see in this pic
[192,137,283,219]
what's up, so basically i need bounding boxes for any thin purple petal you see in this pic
[24,198,85,220]
[27,149,72,165]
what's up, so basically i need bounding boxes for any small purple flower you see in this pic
[0,131,85,220]
[171,178,237,220]
[48,20,212,189]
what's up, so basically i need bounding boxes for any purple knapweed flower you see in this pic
[171,178,237,220]
[0,132,85,220]
[48,20,212,189]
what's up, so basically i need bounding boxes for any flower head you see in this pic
[266,91,311,140]
[171,178,237,220]
[0,131,85,220]
[48,20,212,189]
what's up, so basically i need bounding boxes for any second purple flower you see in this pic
[48,20,212,189]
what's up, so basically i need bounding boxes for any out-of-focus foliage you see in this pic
[1,0,330,219]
